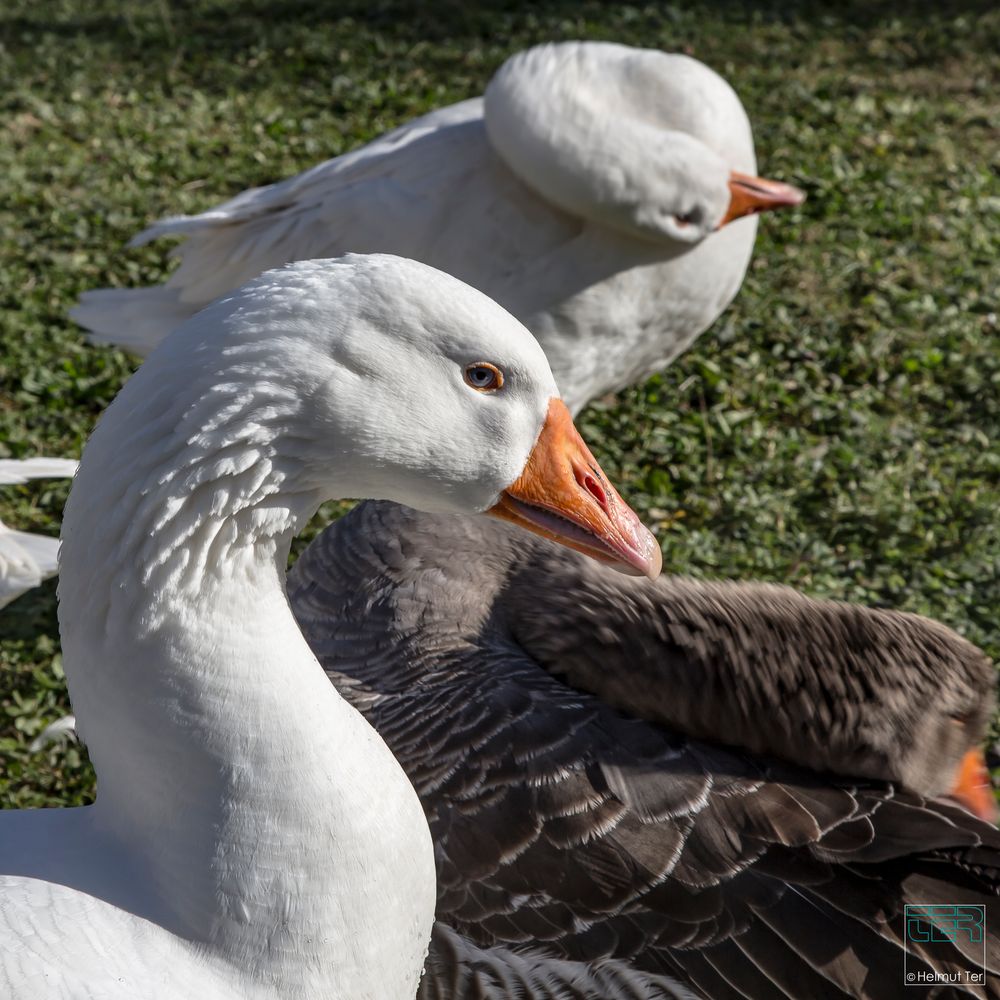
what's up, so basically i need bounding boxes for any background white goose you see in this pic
[71,40,802,414]
[0,458,77,609]
[290,503,1000,1000]
[0,255,657,998]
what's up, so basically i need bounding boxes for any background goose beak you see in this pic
[949,748,998,823]
[489,399,662,579]
[719,171,805,228]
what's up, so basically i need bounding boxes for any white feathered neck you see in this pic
[56,268,439,997]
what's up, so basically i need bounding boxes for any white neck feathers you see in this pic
[57,335,435,997]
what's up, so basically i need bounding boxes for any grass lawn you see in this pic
[1,0,998,808]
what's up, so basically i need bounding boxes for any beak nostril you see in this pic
[578,468,611,514]
[493,397,660,579]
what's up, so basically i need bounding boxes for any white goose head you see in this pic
[485,41,803,244]
[118,253,660,577]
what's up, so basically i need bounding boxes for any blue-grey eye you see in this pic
[464,362,504,392]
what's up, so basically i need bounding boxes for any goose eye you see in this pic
[674,210,698,227]
[464,362,504,392]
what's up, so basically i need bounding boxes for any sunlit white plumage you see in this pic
[72,41,801,414]
[0,458,78,485]
[28,712,79,753]
[0,519,61,610]
[0,458,77,608]
[0,254,624,999]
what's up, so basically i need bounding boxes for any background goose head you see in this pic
[485,41,803,246]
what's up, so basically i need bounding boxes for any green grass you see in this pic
[1,0,998,808]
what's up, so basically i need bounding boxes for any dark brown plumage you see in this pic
[501,541,995,799]
[289,500,1000,1000]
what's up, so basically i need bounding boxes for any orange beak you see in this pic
[719,171,805,228]
[489,399,662,579]
[949,748,998,823]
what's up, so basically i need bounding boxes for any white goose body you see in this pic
[72,42,801,414]
[1,255,655,998]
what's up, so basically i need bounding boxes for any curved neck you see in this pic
[484,44,745,238]
[485,45,655,230]
[503,554,989,795]
[57,377,433,996]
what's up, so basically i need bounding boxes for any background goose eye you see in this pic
[674,208,700,227]
[464,362,504,392]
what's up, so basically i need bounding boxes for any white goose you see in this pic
[0,458,78,609]
[0,254,658,999]
[72,41,802,413]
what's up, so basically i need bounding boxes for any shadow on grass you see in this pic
[3,0,998,77]
[0,579,58,644]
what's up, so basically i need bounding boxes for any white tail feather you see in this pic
[70,286,197,357]
[0,458,78,485]
[29,715,79,753]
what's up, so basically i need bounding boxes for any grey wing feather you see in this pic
[423,922,698,1000]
